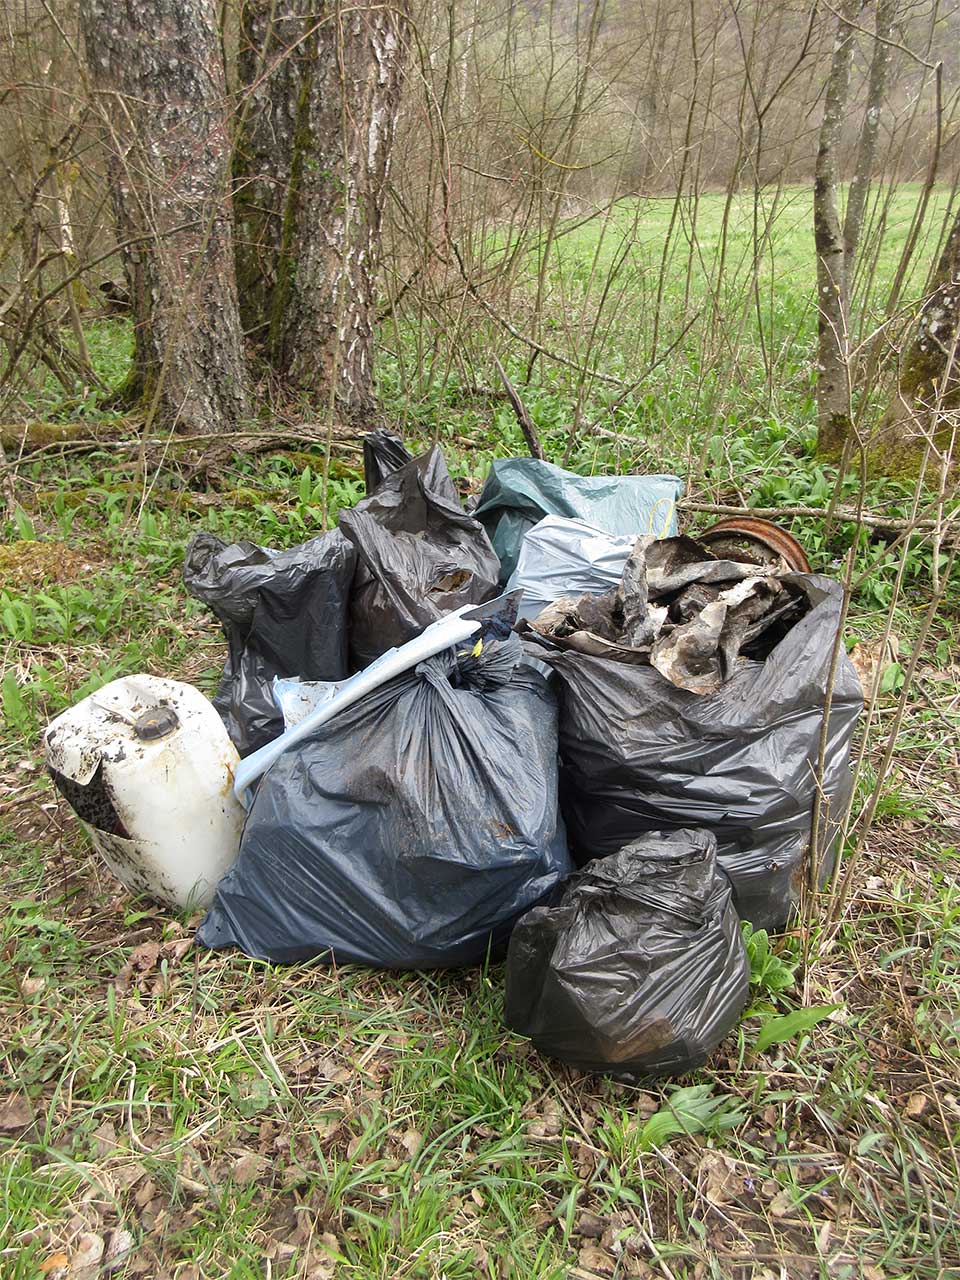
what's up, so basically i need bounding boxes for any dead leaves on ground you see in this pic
[37,1229,133,1279]
[0,1093,35,1133]
[114,935,192,995]
[848,634,899,698]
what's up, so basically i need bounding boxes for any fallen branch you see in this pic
[492,355,545,460]
[0,420,133,452]
[679,498,956,535]
[0,422,365,474]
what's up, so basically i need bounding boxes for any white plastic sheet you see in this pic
[506,515,642,622]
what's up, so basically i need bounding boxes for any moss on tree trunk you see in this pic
[870,207,960,476]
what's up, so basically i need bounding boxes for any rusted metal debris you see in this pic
[699,516,811,573]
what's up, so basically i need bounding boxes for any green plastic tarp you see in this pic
[474,458,684,582]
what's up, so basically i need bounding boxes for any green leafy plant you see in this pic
[636,1084,747,1150]
[743,926,799,999]
[1,671,31,737]
[12,507,36,541]
[755,1005,840,1053]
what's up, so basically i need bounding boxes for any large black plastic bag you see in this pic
[473,458,684,583]
[339,445,501,669]
[504,829,749,1079]
[183,530,356,757]
[526,575,862,931]
[197,632,573,967]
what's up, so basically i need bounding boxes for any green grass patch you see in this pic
[2,184,959,1277]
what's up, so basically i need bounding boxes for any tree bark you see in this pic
[80,0,247,433]
[842,0,897,281]
[233,0,303,338]
[814,0,858,458]
[271,2,411,416]
[872,207,960,473]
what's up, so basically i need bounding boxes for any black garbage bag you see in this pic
[340,445,501,669]
[504,829,750,1079]
[525,574,862,931]
[183,530,356,757]
[363,428,412,495]
[197,632,573,967]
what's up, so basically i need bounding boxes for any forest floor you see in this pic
[2,187,959,1279]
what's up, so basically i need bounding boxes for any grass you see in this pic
[2,185,959,1277]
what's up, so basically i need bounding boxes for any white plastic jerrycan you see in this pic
[44,675,245,910]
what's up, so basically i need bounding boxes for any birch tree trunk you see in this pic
[80,0,247,433]
[842,0,896,280]
[813,0,858,457]
[271,2,411,415]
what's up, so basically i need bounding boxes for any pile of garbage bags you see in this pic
[199,631,572,967]
[475,456,682,582]
[77,434,857,1082]
[506,516,645,623]
[183,530,356,755]
[339,446,500,668]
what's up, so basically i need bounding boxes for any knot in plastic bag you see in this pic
[415,631,523,695]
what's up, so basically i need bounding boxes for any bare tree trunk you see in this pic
[636,3,674,190]
[80,0,247,433]
[233,0,302,339]
[272,2,411,415]
[842,0,897,282]
[814,0,858,458]
[872,207,960,472]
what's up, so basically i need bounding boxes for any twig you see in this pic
[579,310,703,441]
[492,354,545,460]
[679,498,956,535]
[0,435,17,519]
[445,237,627,388]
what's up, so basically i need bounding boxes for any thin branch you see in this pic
[492,354,545,460]
[679,498,957,535]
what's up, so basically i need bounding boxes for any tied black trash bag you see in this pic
[197,631,573,968]
[525,574,862,932]
[340,445,501,669]
[504,829,750,1079]
[183,530,356,756]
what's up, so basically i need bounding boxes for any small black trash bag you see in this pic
[197,631,573,968]
[525,574,862,932]
[340,445,501,669]
[504,829,750,1080]
[183,530,356,757]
